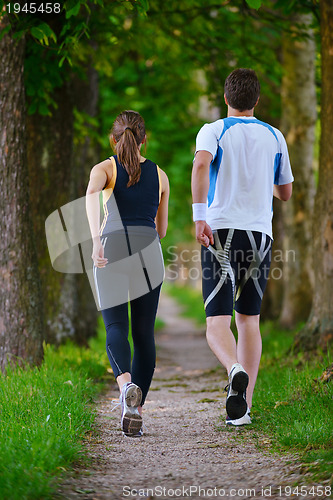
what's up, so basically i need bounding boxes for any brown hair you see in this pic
[224,69,260,112]
[111,110,146,187]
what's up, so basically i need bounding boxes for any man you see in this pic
[191,68,293,426]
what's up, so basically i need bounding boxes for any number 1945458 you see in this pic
[6,3,61,14]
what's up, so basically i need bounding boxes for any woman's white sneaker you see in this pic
[120,382,142,436]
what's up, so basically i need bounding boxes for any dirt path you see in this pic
[57,293,316,500]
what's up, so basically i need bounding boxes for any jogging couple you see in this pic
[86,68,293,437]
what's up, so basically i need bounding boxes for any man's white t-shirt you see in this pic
[195,116,294,239]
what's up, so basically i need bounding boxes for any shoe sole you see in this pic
[123,428,143,438]
[121,384,143,436]
[226,371,249,420]
[122,410,142,436]
[231,370,249,393]
[226,416,251,426]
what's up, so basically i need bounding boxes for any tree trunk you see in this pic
[26,82,76,344]
[279,13,316,329]
[71,61,100,345]
[0,19,44,371]
[257,67,286,321]
[294,0,333,351]
[260,200,285,320]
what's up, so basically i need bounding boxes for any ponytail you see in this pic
[111,111,146,187]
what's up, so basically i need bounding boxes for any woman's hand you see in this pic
[92,240,108,268]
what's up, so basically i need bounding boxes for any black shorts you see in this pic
[201,229,272,317]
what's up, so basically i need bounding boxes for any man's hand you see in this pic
[195,221,214,248]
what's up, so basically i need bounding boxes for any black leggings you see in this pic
[101,284,161,406]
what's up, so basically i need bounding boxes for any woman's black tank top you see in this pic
[99,155,161,236]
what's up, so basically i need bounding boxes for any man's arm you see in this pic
[191,150,214,247]
[273,182,292,201]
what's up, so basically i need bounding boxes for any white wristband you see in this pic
[192,203,207,222]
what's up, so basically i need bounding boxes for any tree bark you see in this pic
[0,18,44,371]
[294,0,333,351]
[71,61,100,345]
[26,82,76,344]
[279,13,316,328]
[260,200,285,320]
[27,58,101,345]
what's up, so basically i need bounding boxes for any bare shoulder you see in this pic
[157,166,169,191]
[90,158,112,175]
[157,166,169,187]
[89,157,115,187]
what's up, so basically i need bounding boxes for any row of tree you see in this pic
[0,0,332,371]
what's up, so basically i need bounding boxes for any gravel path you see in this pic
[56,293,320,500]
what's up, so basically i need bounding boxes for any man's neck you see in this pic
[227,106,254,117]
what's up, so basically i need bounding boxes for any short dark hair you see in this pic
[224,69,260,111]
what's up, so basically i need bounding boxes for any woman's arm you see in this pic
[156,168,169,239]
[85,160,109,267]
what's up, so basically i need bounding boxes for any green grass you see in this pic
[0,305,165,500]
[253,322,333,485]
[0,328,109,500]
[166,283,333,486]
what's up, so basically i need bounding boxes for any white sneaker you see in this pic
[225,363,249,420]
[120,382,142,437]
[226,408,251,426]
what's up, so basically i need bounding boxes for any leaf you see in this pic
[30,27,45,41]
[0,24,11,40]
[65,2,82,18]
[137,0,149,11]
[38,102,51,116]
[245,0,262,9]
[274,401,289,409]
[30,23,57,44]
[28,101,38,115]
[59,56,66,68]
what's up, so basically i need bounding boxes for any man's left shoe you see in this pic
[226,408,252,426]
[225,363,249,420]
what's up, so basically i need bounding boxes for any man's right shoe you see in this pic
[120,382,142,437]
[225,363,249,420]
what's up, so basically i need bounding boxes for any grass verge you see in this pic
[0,306,165,500]
[0,326,109,500]
[165,283,333,487]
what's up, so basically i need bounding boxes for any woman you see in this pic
[86,110,169,437]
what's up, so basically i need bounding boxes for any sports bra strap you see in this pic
[104,156,117,191]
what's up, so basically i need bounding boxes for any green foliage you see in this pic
[245,0,262,8]
[30,22,57,45]
[0,330,109,500]
[4,0,321,242]
[73,108,103,146]
[91,0,309,245]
